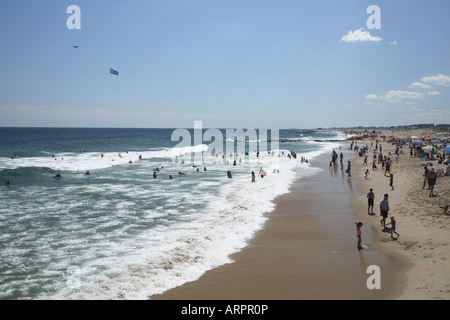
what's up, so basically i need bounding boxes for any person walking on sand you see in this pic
[355,222,363,251]
[428,168,437,197]
[386,217,400,240]
[380,194,390,227]
[384,158,391,176]
[251,171,255,183]
[372,158,377,170]
[367,188,375,214]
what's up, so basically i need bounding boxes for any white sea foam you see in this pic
[0,144,210,173]
[51,144,334,299]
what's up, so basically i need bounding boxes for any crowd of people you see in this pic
[352,134,450,251]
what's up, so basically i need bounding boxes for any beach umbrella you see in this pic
[411,136,418,139]
[444,146,450,153]
[413,139,423,144]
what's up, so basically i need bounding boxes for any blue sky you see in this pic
[0,0,449,128]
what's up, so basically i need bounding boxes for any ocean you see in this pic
[0,127,348,300]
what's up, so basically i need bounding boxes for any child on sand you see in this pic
[386,217,400,240]
[355,222,363,251]
[372,159,377,170]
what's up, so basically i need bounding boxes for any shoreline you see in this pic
[150,147,406,300]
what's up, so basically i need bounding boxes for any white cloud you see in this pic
[365,89,442,103]
[384,90,424,103]
[365,93,382,100]
[389,41,398,45]
[421,74,450,86]
[409,82,432,89]
[340,28,382,43]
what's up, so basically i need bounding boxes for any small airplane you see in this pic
[72,45,79,48]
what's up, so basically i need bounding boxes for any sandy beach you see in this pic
[349,129,450,299]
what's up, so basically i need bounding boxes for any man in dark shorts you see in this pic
[379,194,390,227]
[367,188,375,214]
[428,169,437,197]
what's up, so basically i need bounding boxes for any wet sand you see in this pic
[150,151,406,300]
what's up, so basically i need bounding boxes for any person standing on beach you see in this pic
[380,194,390,227]
[427,168,437,197]
[251,171,255,183]
[346,160,351,176]
[423,166,429,189]
[355,222,363,251]
[331,150,338,166]
[367,188,375,214]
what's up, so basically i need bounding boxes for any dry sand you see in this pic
[150,129,449,300]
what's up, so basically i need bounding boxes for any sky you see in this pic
[0,0,449,129]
